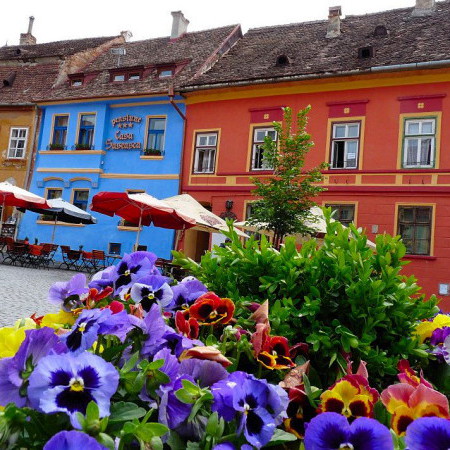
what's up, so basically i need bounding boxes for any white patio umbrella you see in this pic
[23,197,97,243]
[162,194,248,238]
[0,181,49,236]
[235,206,376,248]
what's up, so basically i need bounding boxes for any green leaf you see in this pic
[97,433,115,450]
[120,351,140,374]
[86,401,99,422]
[134,423,169,442]
[109,402,147,423]
[266,429,298,446]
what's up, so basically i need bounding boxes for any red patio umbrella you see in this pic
[0,181,50,236]
[90,191,196,249]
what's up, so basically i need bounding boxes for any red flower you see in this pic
[85,286,114,308]
[188,292,235,326]
[257,335,296,370]
[105,300,125,314]
[30,313,44,326]
[397,359,432,388]
[175,310,199,339]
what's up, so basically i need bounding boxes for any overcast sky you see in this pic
[1,0,416,45]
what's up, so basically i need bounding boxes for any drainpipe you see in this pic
[168,84,187,254]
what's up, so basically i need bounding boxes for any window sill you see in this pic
[249,169,274,174]
[140,156,164,160]
[39,150,106,155]
[117,225,142,231]
[329,167,358,170]
[402,254,437,261]
[36,220,85,227]
[4,157,26,161]
[401,166,435,170]
[192,171,215,175]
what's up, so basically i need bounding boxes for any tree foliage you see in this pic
[247,106,327,246]
[173,212,438,389]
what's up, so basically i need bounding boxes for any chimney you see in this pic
[326,6,342,38]
[171,11,189,39]
[412,0,436,16]
[120,30,133,42]
[19,16,36,45]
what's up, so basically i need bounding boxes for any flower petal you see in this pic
[349,417,393,450]
[405,417,450,450]
[304,412,349,450]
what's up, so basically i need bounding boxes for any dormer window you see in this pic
[276,55,292,67]
[374,25,388,37]
[358,46,374,59]
[158,69,174,78]
[109,69,143,82]
[128,72,141,81]
[70,78,83,87]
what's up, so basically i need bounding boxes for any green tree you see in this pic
[247,106,327,247]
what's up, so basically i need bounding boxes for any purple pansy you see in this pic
[158,375,194,429]
[113,251,158,294]
[61,308,131,355]
[169,276,208,310]
[0,327,67,407]
[303,412,393,450]
[213,445,253,450]
[130,275,173,312]
[129,304,169,358]
[159,329,203,358]
[405,417,450,450]
[48,273,88,311]
[44,430,107,450]
[88,265,116,291]
[28,351,118,428]
[179,358,228,388]
[211,371,288,448]
[430,327,450,360]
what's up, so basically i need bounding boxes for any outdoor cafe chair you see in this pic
[91,250,106,272]
[60,246,82,271]
[3,241,28,266]
[37,243,57,269]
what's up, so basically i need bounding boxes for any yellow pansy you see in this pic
[41,310,76,329]
[0,327,27,358]
[415,314,450,343]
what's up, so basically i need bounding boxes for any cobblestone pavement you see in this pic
[0,265,76,326]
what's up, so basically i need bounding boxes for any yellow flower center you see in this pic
[77,322,87,333]
[69,377,84,392]
[147,293,155,300]
[124,270,131,276]
[340,444,354,450]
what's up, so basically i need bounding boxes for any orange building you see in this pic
[180,1,450,309]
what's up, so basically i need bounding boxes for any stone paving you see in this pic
[0,265,76,326]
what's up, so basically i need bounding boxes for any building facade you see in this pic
[0,19,125,236]
[18,15,242,258]
[180,0,450,309]
[20,95,185,258]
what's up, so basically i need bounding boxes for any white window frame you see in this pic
[330,122,360,169]
[403,118,436,169]
[193,132,218,174]
[251,127,277,171]
[7,127,29,159]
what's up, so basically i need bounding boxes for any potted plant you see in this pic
[144,148,162,156]
[48,143,65,150]
[74,143,92,150]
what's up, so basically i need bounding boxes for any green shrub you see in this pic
[173,210,438,388]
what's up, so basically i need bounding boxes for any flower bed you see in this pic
[1,240,450,448]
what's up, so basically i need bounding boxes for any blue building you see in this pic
[19,14,242,259]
